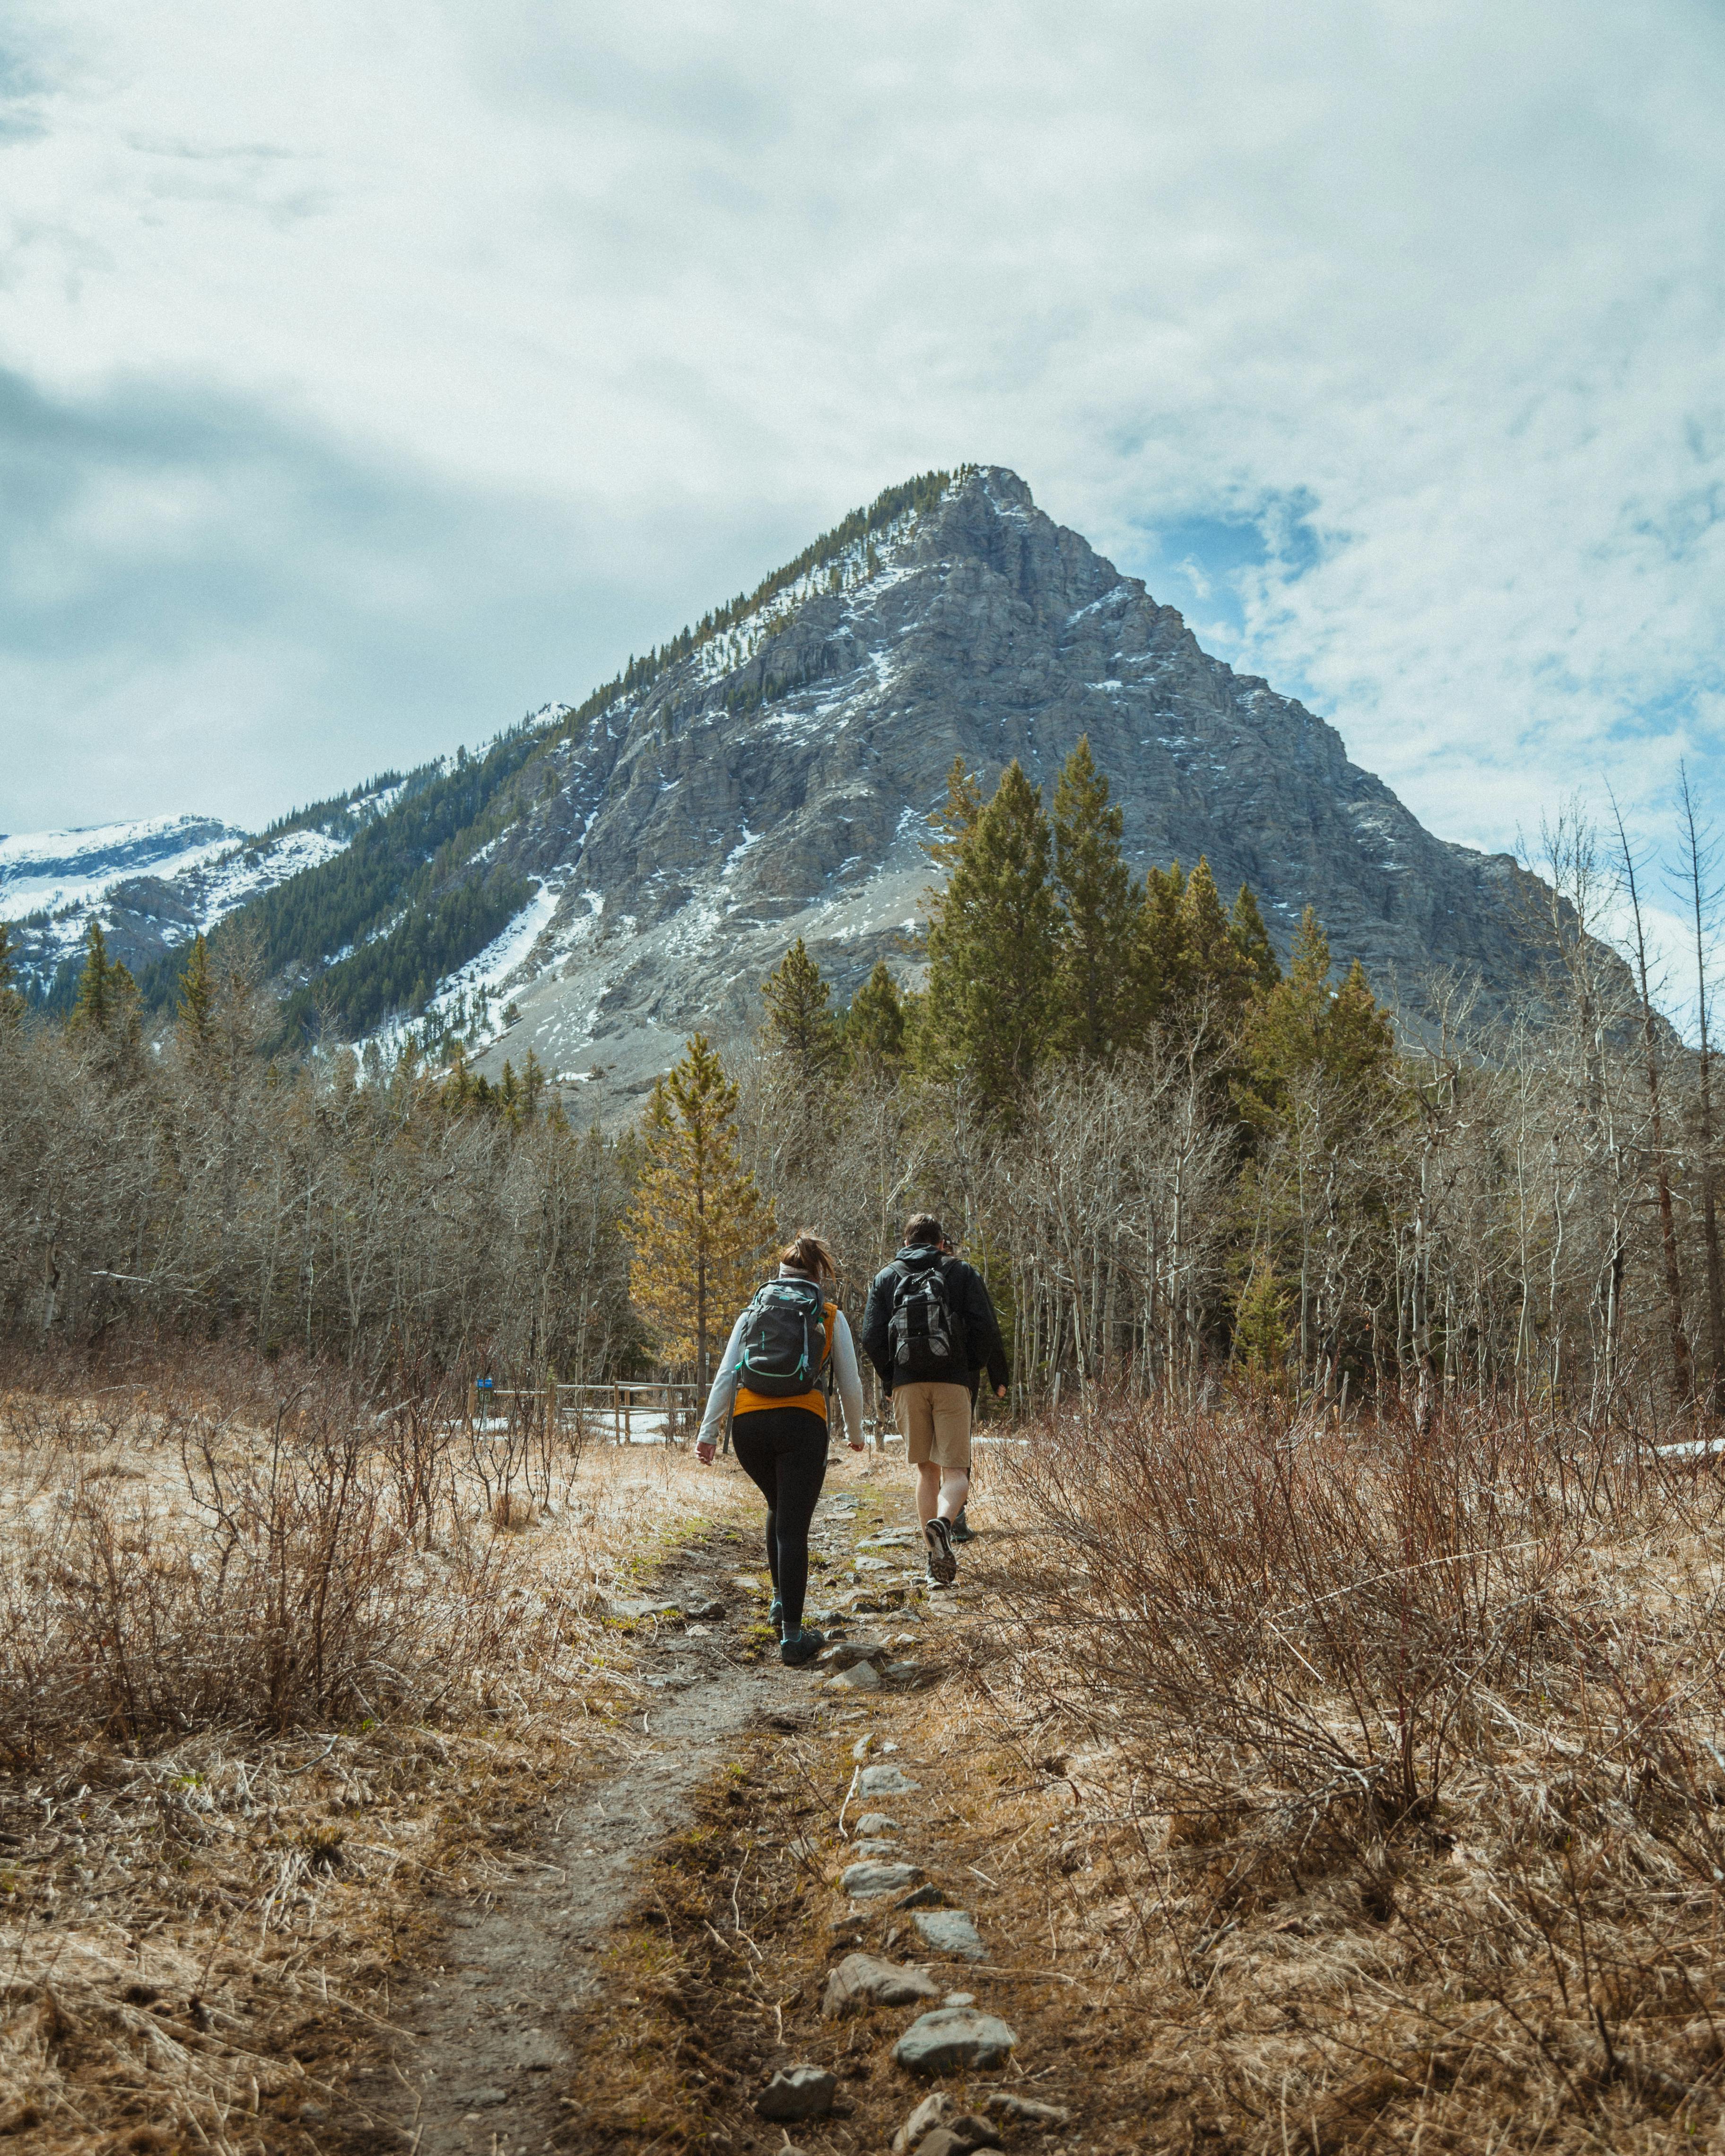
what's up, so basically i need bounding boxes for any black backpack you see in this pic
[888,1259,964,1379]
[735,1277,828,1397]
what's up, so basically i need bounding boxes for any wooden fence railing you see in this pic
[470,1379,701,1443]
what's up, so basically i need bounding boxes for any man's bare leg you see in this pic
[915,1461,942,1526]
[916,1462,969,1522]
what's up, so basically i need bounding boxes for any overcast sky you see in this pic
[2,0,1722,937]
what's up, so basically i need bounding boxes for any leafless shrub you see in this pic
[984,1395,1725,2143]
[0,1382,523,1765]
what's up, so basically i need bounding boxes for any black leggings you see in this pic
[731,1407,828,1633]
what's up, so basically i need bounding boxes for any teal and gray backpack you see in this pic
[735,1277,829,1397]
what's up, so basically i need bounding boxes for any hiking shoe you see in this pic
[923,1515,958,1586]
[780,1626,825,1668]
[948,1507,975,1544]
[767,1595,784,1637]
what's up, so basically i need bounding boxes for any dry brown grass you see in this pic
[958,1396,1725,2153]
[0,1360,746,2154]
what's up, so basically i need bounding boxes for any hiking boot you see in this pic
[780,1626,825,1668]
[923,1515,958,1587]
[768,1595,784,1638]
[948,1507,975,1544]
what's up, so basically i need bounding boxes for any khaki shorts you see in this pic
[893,1381,972,1470]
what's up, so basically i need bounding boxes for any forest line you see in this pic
[0,736,1717,1423]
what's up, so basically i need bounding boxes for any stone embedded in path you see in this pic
[917,2129,1003,2156]
[853,1837,902,1858]
[911,1909,985,1959]
[894,2093,996,2154]
[756,2064,837,2121]
[817,1640,891,1672]
[822,1952,941,2017]
[854,1811,899,1834]
[859,1764,920,1798]
[842,1859,922,1898]
[894,2007,1018,2075]
[895,1882,951,1910]
[893,2091,956,2152]
[984,2091,1072,2128]
[602,1595,680,1622]
[827,1660,881,1692]
[836,1585,909,1613]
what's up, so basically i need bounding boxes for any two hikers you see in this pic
[860,1212,1009,1590]
[695,1233,865,1667]
[694,1212,1007,1666]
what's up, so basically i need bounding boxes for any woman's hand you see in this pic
[696,1439,715,1464]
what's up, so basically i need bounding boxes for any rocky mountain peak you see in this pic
[458,465,1532,1106]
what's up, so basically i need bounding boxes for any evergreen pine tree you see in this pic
[1238,910,1395,1125]
[70,919,115,1033]
[843,959,907,1076]
[522,1048,547,1120]
[69,919,140,1050]
[1289,905,1333,998]
[1229,883,1282,992]
[0,924,22,1024]
[927,755,984,869]
[761,938,841,1079]
[1178,857,1254,1028]
[1052,735,1141,1059]
[1318,958,1397,1093]
[627,1034,770,1388]
[1135,861,1187,1022]
[1232,1260,1291,1380]
[922,760,1060,1117]
[176,933,214,1046]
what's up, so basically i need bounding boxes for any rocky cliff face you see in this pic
[472,466,1530,1104]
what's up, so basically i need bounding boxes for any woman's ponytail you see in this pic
[779,1230,836,1280]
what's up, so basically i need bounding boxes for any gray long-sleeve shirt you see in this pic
[697,1268,866,1451]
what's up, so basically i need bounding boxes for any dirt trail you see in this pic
[381,1527,808,2156]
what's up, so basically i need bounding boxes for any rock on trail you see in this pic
[894,2006,1019,2074]
[912,1908,986,1959]
[822,1952,942,2016]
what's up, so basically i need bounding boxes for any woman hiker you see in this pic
[696,1231,866,1667]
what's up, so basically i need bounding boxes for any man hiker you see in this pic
[860,1213,1009,1587]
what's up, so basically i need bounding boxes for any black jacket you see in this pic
[860,1245,1011,1394]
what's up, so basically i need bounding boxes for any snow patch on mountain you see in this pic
[0,816,243,918]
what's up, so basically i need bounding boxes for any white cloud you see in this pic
[0,0,1719,905]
